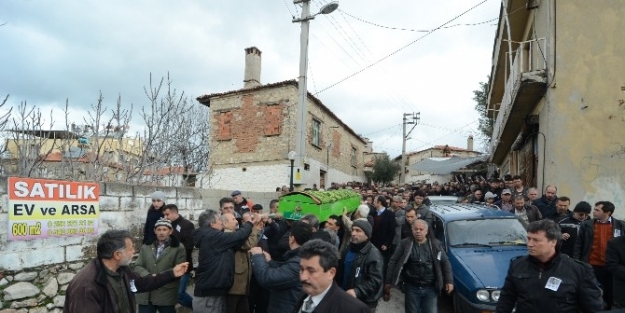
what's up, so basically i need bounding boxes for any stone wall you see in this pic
[0,177,279,312]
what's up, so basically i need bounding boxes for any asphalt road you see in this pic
[376,286,454,313]
[177,282,455,313]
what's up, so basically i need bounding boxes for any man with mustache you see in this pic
[64,230,189,313]
[295,240,370,313]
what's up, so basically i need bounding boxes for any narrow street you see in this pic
[376,287,454,313]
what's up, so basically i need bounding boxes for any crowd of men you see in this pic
[63,178,625,313]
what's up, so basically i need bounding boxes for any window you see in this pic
[312,119,321,147]
[351,146,357,167]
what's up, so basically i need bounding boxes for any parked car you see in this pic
[428,203,527,313]
[427,195,460,204]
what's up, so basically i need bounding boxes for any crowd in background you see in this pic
[63,174,625,313]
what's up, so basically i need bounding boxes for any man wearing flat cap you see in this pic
[336,220,384,312]
[134,218,187,313]
[231,190,254,217]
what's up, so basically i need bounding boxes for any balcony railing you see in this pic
[491,38,547,155]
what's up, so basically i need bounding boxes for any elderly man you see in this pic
[134,218,187,313]
[496,220,603,313]
[223,212,263,313]
[231,190,254,217]
[193,210,262,313]
[64,230,188,313]
[295,240,370,313]
[336,220,384,312]
[385,219,453,313]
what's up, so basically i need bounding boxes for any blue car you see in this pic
[428,203,527,313]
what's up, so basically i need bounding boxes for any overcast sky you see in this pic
[1,0,501,158]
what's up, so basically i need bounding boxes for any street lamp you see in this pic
[288,150,297,192]
[292,0,339,187]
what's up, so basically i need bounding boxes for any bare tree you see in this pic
[7,101,57,177]
[2,73,212,186]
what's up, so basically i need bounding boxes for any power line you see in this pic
[282,0,295,19]
[412,119,479,151]
[314,0,421,113]
[362,123,402,136]
[313,0,490,95]
[339,10,497,32]
[338,3,526,33]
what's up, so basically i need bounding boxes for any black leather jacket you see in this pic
[336,241,384,308]
[496,253,603,313]
[193,222,253,296]
[573,218,625,262]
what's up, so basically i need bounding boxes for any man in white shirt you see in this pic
[295,240,370,313]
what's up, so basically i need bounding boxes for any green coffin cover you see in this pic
[278,190,361,222]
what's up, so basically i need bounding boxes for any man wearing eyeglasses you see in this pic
[143,191,166,244]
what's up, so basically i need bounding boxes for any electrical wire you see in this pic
[283,0,295,19]
[313,0,421,113]
[313,0,490,96]
[362,124,402,136]
[339,10,497,32]
[413,119,479,151]
[338,3,526,33]
[378,127,403,146]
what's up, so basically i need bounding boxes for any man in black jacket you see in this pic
[606,235,625,308]
[163,204,195,309]
[574,201,625,309]
[496,219,603,313]
[532,185,558,219]
[250,221,313,313]
[193,209,262,313]
[336,220,384,312]
[557,201,591,257]
[384,219,453,313]
[370,195,396,279]
[294,240,370,313]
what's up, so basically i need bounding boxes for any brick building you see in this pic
[196,47,369,191]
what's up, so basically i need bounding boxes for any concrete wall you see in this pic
[539,0,625,218]
[0,178,280,271]
[0,177,280,311]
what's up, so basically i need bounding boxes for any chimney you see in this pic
[467,135,474,151]
[243,47,262,89]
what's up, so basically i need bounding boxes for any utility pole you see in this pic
[401,112,420,184]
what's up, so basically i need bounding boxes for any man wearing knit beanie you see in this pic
[336,219,383,311]
[557,201,591,258]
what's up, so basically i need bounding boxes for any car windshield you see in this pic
[447,218,527,247]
